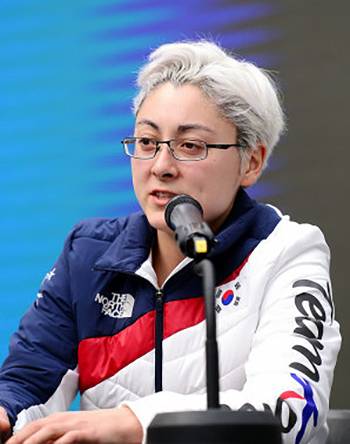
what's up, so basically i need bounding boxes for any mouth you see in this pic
[150,190,178,204]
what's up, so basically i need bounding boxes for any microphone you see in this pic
[164,194,216,259]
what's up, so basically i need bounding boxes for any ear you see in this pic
[240,144,267,187]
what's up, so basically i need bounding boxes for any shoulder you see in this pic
[60,212,147,260]
[253,206,330,274]
[66,212,145,244]
[70,217,126,243]
[271,209,329,257]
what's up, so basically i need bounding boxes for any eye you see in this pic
[137,137,156,150]
[180,140,204,151]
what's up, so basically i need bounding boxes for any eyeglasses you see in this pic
[121,137,245,161]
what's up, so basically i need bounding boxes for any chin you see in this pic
[145,212,168,231]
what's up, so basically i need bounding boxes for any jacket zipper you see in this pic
[155,288,164,392]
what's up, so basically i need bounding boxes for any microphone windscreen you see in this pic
[164,195,203,230]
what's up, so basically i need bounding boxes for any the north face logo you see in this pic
[95,292,135,318]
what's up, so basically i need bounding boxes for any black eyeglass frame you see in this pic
[121,137,245,161]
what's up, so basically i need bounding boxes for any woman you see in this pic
[0,40,341,444]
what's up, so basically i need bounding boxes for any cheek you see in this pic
[131,159,145,184]
[131,161,144,202]
[197,158,242,214]
[200,154,241,191]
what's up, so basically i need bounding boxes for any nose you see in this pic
[150,143,179,179]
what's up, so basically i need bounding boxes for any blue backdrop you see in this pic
[0,0,281,378]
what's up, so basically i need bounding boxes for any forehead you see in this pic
[135,82,235,136]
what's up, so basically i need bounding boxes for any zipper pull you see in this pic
[155,289,163,309]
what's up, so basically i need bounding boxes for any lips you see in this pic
[150,190,178,204]
[152,191,177,199]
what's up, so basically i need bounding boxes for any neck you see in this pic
[152,230,185,287]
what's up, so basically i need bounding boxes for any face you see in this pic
[131,82,263,233]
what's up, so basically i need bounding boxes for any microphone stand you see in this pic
[147,252,282,444]
[194,258,219,410]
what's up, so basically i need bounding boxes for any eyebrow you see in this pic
[177,123,215,134]
[136,119,215,135]
[136,119,159,130]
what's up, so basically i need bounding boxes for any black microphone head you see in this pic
[164,194,203,231]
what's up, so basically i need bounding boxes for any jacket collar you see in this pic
[94,188,274,273]
[210,187,257,256]
[94,212,156,273]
